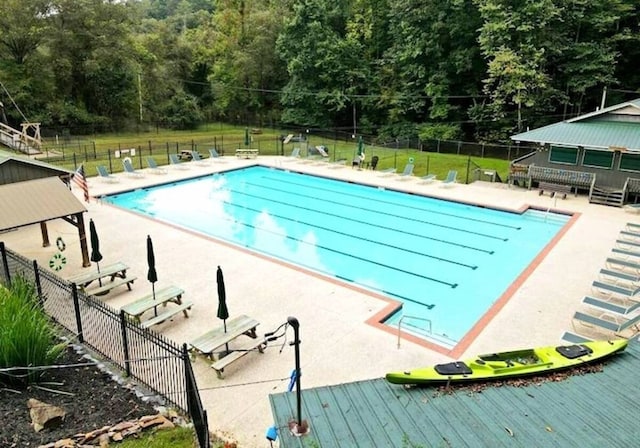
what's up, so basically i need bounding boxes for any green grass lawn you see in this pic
[36,123,511,184]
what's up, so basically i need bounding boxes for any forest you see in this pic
[0,0,638,143]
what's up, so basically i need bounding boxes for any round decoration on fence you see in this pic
[56,236,66,252]
[49,253,67,271]
[123,156,132,165]
[408,157,415,164]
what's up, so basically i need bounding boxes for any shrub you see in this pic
[0,277,66,387]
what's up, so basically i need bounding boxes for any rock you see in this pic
[98,433,110,447]
[156,416,175,430]
[139,415,167,429]
[53,439,74,447]
[110,421,135,432]
[78,425,110,444]
[28,399,65,432]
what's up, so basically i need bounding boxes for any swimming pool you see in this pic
[103,166,570,347]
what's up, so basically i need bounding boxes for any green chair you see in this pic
[606,257,640,272]
[583,296,640,315]
[612,247,640,259]
[599,268,640,285]
[572,310,640,337]
[592,280,640,298]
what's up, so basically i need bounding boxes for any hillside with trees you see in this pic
[0,0,638,143]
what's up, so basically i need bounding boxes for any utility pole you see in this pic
[138,72,143,123]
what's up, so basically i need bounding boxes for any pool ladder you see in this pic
[397,315,432,349]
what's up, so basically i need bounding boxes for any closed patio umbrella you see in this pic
[217,265,230,354]
[89,219,103,286]
[146,235,158,315]
[244,128,250,147]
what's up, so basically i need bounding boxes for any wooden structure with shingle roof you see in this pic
[0,157,89,267]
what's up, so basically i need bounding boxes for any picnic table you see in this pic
[189,314,265,378]
[235,148,259,159]
[120,286,193,328]
[68,262,136,296]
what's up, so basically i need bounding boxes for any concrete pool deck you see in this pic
[1,156,636,447]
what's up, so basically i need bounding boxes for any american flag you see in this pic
[72,164,89,202]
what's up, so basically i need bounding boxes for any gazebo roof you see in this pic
[0,177,86,231]
[511,98,640,152]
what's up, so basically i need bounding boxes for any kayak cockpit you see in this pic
[555,344,593,359]
[434,362,472,376]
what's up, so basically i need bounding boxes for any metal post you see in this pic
[33,260,44,307]
[1,242,11,287]
[287,316,308,435]
[71,284,84,343]
[120,310,131,376]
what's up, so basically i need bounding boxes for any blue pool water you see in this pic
[103,166,570,347]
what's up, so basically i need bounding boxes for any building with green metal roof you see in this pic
[269,338,639,447]
[509,99,640,206]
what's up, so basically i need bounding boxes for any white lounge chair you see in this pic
[190,151,208,166]
[283,147,301,162]
[208,148,226,162]
[146,157,168,174]
[419,174,437,184]
[441,170,457,187]
[122,159,144,178]
[96,165,118,183]
[573,309,640,338]
[395,163,414,180]
[169,153,190,169]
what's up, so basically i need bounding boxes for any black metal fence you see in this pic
[0,242,210,448]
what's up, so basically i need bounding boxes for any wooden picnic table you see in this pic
[121,286,192,328]
[235,148,259,159]
[189,314,265,378]
[68,262,135,295]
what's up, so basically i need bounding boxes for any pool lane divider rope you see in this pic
[232,189,500,252]
[243,181,509,242]
[263,176,523,230]
[223,201,475,279]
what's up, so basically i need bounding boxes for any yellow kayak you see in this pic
[385,339,628,385]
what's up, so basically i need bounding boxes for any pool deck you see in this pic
[2,156,636,447]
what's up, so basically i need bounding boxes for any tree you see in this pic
[45,0,140,129]
[380,0,484,139]
[207,0,288,124]
[0,0,51,65]
[276,0,362,127]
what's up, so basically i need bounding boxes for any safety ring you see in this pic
[408,157,415,164]
[123,157,132,165]
[49,253,67,271]
[56,237,66,252]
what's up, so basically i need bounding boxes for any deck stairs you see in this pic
[589,185,624,207]
[0,122,41,155]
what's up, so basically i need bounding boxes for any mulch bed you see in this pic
[0,346,158,447]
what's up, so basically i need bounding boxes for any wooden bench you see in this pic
[235,148,259,159]
[189,314,260,359]
[141,301,194,329]
[538,181,572,199]
[211,339,266,379]
[68,262,130,289]
[121,286,186,323]
[85,276,137,296]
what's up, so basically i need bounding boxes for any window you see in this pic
[582,149,613,169]
[549,146,578,165]
[619,153,640,172]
